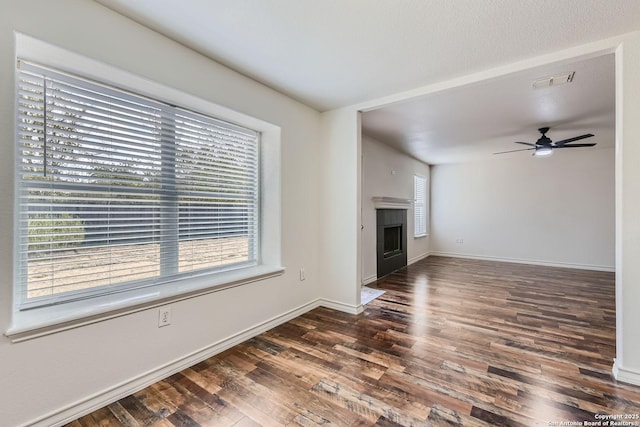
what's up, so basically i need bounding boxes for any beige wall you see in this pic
[0,1,324,426]
[361,135,431,283]
[431,147,615,270]
[1,2,639,426]
[318,108,362,310]
[321,32,640,388]
[614,32,640,386]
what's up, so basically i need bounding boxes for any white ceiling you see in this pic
[96,0,638,164]
[362,54,616,164]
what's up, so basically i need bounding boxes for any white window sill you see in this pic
[414,234,430,239]
[5,264,284,343]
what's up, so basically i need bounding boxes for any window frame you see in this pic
[7,33,283,341]
[16,61,261,310]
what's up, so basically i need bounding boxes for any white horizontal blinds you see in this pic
[173,109,259,273]
[414,175,427,237]
[16,61,259,309]
[17,62,165,307]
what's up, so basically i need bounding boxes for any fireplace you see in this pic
[376,209,407,278]
[383,225,402,258]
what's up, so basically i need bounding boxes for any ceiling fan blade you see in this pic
[554,143,597,148]
[552,133,594,146]
[493,148,536,155]
[514,141,536,147]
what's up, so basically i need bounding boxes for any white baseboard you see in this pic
[362,274,378,285]
[25,296,363,427]
[613,359,640,386]
[429,251,615,272]
[408,252,431,265]
[362,252,432,286]
[319,298,364,315]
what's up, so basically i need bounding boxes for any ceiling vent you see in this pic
[532,72,575,89]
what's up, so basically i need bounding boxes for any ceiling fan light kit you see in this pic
[534,146,553,156]
[494,127,596,157]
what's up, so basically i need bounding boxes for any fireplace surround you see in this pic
[376,208,407,278]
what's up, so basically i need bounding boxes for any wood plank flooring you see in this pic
[67,256,640,426]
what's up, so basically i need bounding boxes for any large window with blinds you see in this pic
[414,175,427,237]
[16,61,260,309]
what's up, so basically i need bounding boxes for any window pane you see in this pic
[16,61,259,309]
[22,189,163,301]
[174,109,258,273]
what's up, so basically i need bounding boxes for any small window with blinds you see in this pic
[16,61,260,309]
[414,175,427,237]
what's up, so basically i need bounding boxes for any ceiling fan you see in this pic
[494,127,596,156]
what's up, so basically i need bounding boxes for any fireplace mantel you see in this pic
[372,197,414,210]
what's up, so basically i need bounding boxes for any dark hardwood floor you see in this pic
[67,256,640,426]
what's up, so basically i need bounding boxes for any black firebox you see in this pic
[376,209,407,278]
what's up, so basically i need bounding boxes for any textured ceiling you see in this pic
[96,0,640,111]
[95,0,636,164]
[362,54,615,164]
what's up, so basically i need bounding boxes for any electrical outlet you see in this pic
[300,268,306,281]
[158,305,171,327]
